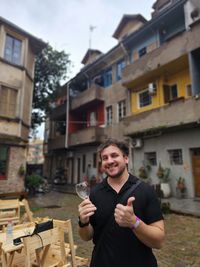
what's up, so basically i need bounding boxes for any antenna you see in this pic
[89,25,97,49]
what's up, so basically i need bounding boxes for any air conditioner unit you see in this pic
[132,138,143,148]
[148,83,157,95]
[185,0,200,28]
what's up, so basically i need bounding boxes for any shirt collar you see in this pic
[99,173,138,192]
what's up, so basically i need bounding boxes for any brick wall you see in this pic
[0,146,26,193]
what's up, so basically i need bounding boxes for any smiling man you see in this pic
[78,138,165,267]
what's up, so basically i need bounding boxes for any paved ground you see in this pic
[29,191,200,267]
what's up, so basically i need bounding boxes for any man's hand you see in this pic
[114,197,137,228]
[78,198,97,224]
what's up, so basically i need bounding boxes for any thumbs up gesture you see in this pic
[114,197,136,228]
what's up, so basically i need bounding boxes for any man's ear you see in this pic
[123,155,129,164]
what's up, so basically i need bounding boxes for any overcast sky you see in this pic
[1,0,155,137]
[1,0,155,78]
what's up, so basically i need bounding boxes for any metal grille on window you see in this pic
[168,149,183,165]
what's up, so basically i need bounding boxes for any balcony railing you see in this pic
[122,25,200,88]
[70,83,104,110]
[48,135,66,150]
[50,103,66,120]
[68,126,105,147]
[123,97,200,136]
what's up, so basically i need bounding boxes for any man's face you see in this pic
[100,145,129,179]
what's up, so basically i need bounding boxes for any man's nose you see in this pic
[107,156,114,164]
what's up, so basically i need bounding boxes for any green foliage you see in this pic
[161,202,171,214]
[25,174,43,188]
[138,166,148,179]
[32,43,71,130]
[18,164,26,176]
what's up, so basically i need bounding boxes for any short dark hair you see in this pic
[97,138,129,160]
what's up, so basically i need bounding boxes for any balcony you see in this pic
[50,103,66,120]
[123,97,200,137]
[68,127,105,147]
[48,135,66,150]
[122,25,200,88]
[71,83,104,110]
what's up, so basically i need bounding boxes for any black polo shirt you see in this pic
[89,174,163,267]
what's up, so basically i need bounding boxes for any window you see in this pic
[168,149,183,165]
[0,146,8,180]
[104,68,112,87]
[171,84,178,99]
[139,90,152,108]
[138,47,147,58]
[106,106,112,125]
[4,34,22,65]
[118,100,126,121]
[116,59,125,81]
[163,84,178,103]
[145,152,157,166]
[0,86,17,118]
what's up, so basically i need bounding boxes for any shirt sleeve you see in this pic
[144,185,164,225]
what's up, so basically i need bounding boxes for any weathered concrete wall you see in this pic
[123,24,200,87]
[133,127,200,198]
[123,97,200,136]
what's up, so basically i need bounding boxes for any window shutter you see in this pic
[163,84,170,103]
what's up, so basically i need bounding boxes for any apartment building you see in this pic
[44,13,148,184]
[122,0,200,198]
[0,17,46,192]
[45,0,200,198]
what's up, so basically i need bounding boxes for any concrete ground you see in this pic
[29,191,200,267]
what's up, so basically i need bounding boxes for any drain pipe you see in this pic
[65,82,71,149]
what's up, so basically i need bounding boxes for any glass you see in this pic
[75,181,90,200]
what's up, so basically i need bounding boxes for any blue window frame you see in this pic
[138,47,147,58]
[104,68,112,87]
[116,59,126,81]
[139,90,152,108]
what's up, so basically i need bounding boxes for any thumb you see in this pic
[127,197,135,207]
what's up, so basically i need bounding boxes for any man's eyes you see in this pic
[102,154,119,160]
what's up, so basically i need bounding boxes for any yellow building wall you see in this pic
[131,68,190,114]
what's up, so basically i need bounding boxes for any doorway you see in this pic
[192,148,200,197]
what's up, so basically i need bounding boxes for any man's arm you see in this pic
[130,219,165,249]
[78,198,96,241]
[114,197,165,249]
[78,223,94,241]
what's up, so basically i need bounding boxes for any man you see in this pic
[78,139,165,267]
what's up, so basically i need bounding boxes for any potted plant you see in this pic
[157,162,171,198]
[138,164,151,183]
[18,164,26,176]
[138,166,148,179]
[176,177,186,198]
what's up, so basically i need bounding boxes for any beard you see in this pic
[104,164,127,179]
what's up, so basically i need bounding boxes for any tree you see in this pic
[32,43,71,130]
